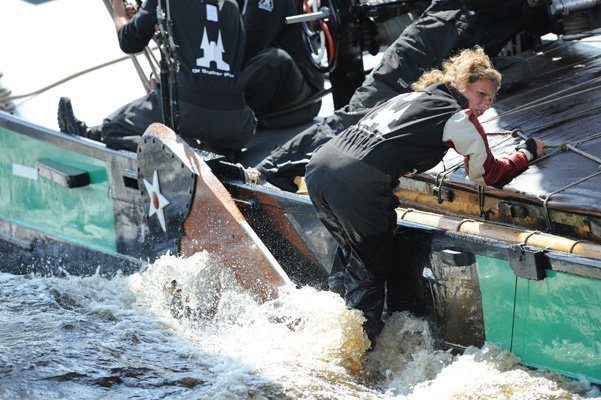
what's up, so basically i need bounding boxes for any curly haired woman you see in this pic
[305,47,545,344]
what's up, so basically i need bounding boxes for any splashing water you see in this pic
[0,253,599,399]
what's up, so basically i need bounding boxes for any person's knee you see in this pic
[256,47,294,70]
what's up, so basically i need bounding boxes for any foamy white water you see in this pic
[0,253,599,399]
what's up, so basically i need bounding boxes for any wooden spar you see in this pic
[396,206,601,259]
[140,123,291,302]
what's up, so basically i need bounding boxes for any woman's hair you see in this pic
[411,46,502,92]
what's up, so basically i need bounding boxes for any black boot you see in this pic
[363,315,385,349]
[57,97,100,140]
[328,247,348,297]
[344,252,386,347]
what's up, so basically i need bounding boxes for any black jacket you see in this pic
[330,83,464,178]
[242,0,324,91]
[330,82,531,186]
[117,0,247,110]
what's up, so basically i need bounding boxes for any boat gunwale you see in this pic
[225,178,601,280]
[0,112,136,163]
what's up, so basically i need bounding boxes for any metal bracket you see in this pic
[440,248,475,267]
[36,158,90,188]
[499,201,529,219]
[585,218,601,239]
[433,186,454,204]
[507,244,547,280]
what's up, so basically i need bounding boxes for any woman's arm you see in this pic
[442,110,543,186]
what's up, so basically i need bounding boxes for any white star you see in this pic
[143,170,170,232]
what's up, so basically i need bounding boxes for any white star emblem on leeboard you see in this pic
[143,170,170,232]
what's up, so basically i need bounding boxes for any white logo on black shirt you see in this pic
[196,28,231,72]
[359,92,422,134]
[258,0,273,12]
[191,3,234,78]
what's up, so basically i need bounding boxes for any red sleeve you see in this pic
[442,110,531,186]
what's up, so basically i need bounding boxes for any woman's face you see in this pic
[460,79,496,118]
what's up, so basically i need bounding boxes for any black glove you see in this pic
[517,138,538,159]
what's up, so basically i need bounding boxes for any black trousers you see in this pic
[92,88,257,153]
[256,1,531,189]
[305,143,399,338]
[241,47,321,129]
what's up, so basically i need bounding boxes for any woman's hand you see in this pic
[534,138,545,157]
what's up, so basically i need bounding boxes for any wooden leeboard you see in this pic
[140,123,291,302]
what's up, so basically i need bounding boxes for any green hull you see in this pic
[0,127,116,252]
[0,115,145,275]
[478,255,601,383]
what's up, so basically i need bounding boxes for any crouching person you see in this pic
[240,0,325,129]
[304,47,544,344]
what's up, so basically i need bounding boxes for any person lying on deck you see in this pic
[304,46,545,345]
[242,0,551,191]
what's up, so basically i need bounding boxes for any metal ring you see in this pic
[522,230,541,245]
[568,240,588,254]
[456,219,476,232]
[399,208,414,220]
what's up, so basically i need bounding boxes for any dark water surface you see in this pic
[0,253,599,399]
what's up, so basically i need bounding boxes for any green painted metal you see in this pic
[476,255,601,384]
[0,127,117,252]
[475,255,516,349]
[513,269,601,383]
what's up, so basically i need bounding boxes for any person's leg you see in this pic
[259,100,322,130]
[241,48,311,114]
[344,232,394,341]
[304,149,353,296]
[306,146,398,342]
[241,48,320,129]
[57,97,99,139]
[338,188,399,342]
[100,90,164,152]
[310,198,353,296]
[329,246,349,296]
[179,102,257,153]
